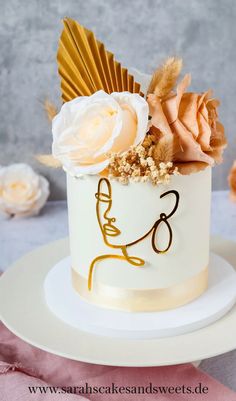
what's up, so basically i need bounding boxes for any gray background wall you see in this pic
[1,0,235,199]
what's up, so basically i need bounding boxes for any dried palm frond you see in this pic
[147,57,182,97]
[58,18,142,102]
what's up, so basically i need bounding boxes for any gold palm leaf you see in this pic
[57,18,142,102]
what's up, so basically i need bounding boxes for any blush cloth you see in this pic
[0,322,235,401]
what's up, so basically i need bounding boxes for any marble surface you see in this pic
[1,0,236,198]
[0,190,236,390]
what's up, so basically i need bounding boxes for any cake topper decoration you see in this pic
[38,18,227,183]
[88,177,180,290]
[57,18,142,102]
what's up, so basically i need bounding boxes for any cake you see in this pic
[67,169,211,311]
[43,18,227,312]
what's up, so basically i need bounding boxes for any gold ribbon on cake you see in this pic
[71,266,208,312]
[70,174,207,312]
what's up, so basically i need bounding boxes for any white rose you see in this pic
[52,90,149,176]
[0,164,49,217]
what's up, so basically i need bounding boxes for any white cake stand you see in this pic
[44,254,236,339]
[0,236,236,367]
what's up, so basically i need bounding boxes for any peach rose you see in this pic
[147,74,227,172]
[0,164,49,217]
[228,161,236,202]
[52,90,149,176]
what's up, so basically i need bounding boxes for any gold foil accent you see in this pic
[72,266,208,312]
[57,18,142,102]
[88,178,179,290]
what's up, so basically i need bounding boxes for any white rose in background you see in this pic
[0,164,49,217]
[52,90,149,176]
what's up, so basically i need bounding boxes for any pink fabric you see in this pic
[0,322,235,401]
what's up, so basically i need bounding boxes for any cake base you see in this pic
[44,253,236,339]
[1,237,236,366]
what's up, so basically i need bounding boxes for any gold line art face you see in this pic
[88,177,179,290]
[95,178,121,246]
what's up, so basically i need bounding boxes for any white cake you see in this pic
[68,168,211,311]
[48,18,226,315]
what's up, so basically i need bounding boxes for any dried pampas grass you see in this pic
[36,154,61,168]
[147,57,182,98]
[153,135,176,164]
[44,99,57,121]
[36,101,59,168]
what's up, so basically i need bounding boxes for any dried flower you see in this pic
[36,154,62,168]
[147,74,227,173]
[108,139,176,185]
[147,57,182,97]
[44,99,58,121]
[228,161,236,202]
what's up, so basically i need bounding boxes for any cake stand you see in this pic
[0,236,236,367]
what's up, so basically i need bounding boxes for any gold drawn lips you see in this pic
[95,178,121,239]
[103,223,121,236]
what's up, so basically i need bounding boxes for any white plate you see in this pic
[44,254,236,339]
[0,237,236,366]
